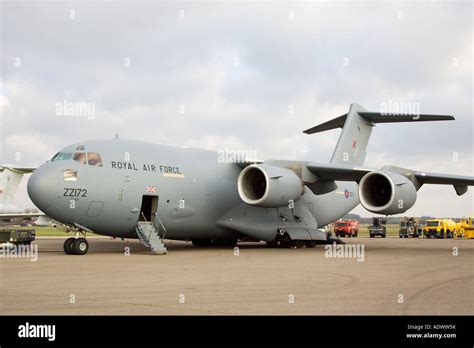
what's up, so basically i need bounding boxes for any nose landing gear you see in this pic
[64,237,89,255]
[63,227,90,255]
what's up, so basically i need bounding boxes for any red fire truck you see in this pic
[333,220,359,237]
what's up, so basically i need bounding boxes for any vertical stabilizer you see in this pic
[328,103,373,165]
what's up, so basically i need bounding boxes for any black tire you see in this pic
[222,239,238,248]
[266,240,279,248]
[382,234,386,238]
[279,240,290,248]
[192,239,212,247]
[72,238,89,255]
[305,240,317,248]
[64,237,76,255]
[291,240,306,249]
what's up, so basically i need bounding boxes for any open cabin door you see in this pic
[139,195,159,223]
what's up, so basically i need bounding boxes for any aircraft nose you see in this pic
[27,164,58,211]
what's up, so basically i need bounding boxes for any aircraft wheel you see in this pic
[223,239,238,248]
[266,240,279,248]
[290,240,306,249]
[72,238,89,255]
[192,239,212,247]
[305,240,317,248]
[64,237,76,255]
[279,240,290,248]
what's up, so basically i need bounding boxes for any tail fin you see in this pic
[303,103,454,166]
[0,166,35,205]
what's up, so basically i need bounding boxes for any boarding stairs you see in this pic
[135,213,167,255]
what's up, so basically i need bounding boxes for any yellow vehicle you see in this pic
[423,219,456,239]
[455,217,474,239]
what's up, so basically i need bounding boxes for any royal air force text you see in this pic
[110,161,182,175]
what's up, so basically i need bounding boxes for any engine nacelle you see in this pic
[237,164,303,207]
[358,171,417,215]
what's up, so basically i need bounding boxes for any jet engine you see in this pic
[237,164,303,207]
[358,171,417,215]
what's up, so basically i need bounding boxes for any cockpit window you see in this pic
[52,152,73,161]
[88,152,103,167]
[73,152,87,164]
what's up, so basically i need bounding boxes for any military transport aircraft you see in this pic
[0,165,45,222]
[27,104,474,255]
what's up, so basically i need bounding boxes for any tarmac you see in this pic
[0,237,472,315]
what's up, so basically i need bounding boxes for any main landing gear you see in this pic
[266,230,344,249]
[266,239,318,249]
[64,236,89,255]
[192,238,238,248]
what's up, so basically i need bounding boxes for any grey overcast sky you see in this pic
[1,0,472,217]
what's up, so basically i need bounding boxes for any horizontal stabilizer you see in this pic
[303,114,347,134]
[303,111,454,134]
[359,112,454,124]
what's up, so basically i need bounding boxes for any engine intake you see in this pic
[359,171,417,215]
[238,164,303,207]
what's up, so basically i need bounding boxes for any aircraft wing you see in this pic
[0,213,45,220]
[306,162,371,181]
[0,165,36,174]
[235,159,264,168]
[411,170,474,195]
[306,162,474,196]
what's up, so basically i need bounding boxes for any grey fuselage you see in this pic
[27,139,360,240]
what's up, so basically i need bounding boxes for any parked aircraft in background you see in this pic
[0,165,45,222]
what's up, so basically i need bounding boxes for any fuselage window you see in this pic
[52,153,73,161]
[73,152,87,164]
[88,152,103,167]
